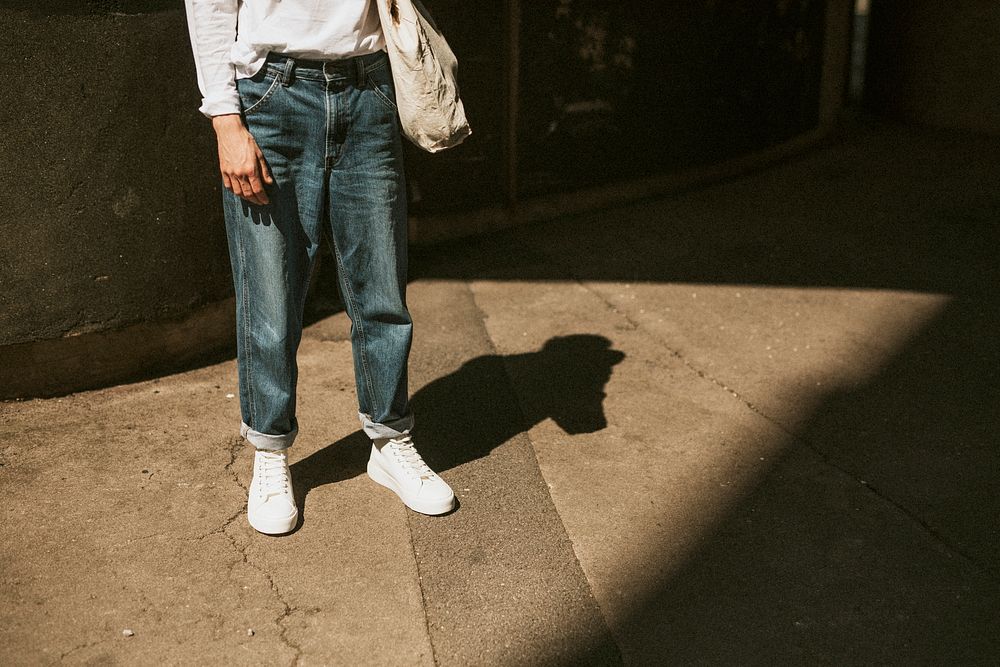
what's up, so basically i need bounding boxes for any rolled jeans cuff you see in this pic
[240,421,297,451]
[358,411,414,441]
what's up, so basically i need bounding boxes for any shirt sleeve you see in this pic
[184,0,241,117]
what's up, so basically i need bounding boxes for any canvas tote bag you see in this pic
[375,0,472,152]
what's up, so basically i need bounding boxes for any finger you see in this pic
[248,173,269,205]
[236,178,259,204]
[244,177,268,206]
[257,151,274,185]
[224,173,249,201]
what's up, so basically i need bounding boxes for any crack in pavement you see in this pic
[59,639,109,662]
[215,436,303,665]
[516,237,996,580]
[403,509,439,667]
[591,283,993,578]
[104,531,170,550]
[184,436,248,544]
[51,438,246,662]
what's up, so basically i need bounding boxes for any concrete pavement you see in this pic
[3,116,999,664]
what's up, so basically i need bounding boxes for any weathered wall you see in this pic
[0,2,234,396]
[1,2,229,345]
[865,1,1000,136]
[0,0,853,399]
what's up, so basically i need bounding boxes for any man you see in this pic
[184,0,455,535]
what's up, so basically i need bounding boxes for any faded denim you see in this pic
[223,50,413,452]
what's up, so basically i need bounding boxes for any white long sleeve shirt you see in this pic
[184,0,385,117]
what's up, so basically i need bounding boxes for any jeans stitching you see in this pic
[233,208,257,430]
[240,70,284,116]
[366,75,399,112]
[330,237,379,420]
[321,69,378,419]
[324,77,342,169]
[231,53,402,439]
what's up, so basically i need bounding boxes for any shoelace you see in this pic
[256,451,290,498]
[387,435,435,480]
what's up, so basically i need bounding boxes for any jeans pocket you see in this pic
[366,63,399,113]
[238,66,283,116]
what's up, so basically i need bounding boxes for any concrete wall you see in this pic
[865,1,1000,136]
[0,2,235,397]
[0,0,854,400]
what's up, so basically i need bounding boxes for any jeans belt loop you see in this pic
[280,57,295,87]
[355,56,367,89]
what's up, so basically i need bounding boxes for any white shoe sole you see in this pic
[247,508,298,535]
[367,458,455,515]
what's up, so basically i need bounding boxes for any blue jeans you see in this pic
[223,50,413,451]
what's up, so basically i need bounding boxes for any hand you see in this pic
[212,114,273,205]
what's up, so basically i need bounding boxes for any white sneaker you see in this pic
[247,449,298,535]
[367,435,455,515]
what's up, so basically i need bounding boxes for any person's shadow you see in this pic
[290,334,625,521]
